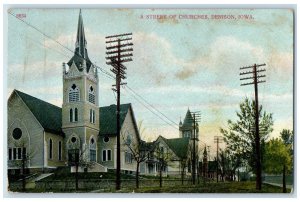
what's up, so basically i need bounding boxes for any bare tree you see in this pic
[8,138,36,191]
[68,146,95,190]
[121,129,157,189]
[153,146,174,188]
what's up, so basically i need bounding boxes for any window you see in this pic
[70,108,73,122]
[74,108,78,122]
[22,148,26,159]
[90,138,96,162]
[12,128,22,140]
[10,147,26,160]
[58,141,62,161]
[88,86,95,104]
[92,110,95,123]
[8,148,12,160]
[49,139,53,159]
[13,148,16,160]
[102,150,106,161]
[126,134,132,145]
[71,137,77,143]
[17,148,22,159]
[70,108,78,122]
[103,136,110,143]
[90,109,92,123]
[102,149,111,162]
[89,109,95,124]
[184,131,191,138]
[107,150,111,161]
[125,152,132,164]
[69,84,80,102]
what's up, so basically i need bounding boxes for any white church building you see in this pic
[7,10,140,175]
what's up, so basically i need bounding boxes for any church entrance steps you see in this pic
[33,173,54,182]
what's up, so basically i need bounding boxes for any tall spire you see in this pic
[67,9,92,71]
[75,9,86,58]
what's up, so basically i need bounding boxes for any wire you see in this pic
[126,85,179,126]
[9,10,180,134]
[9,11,116,81]
[125,87,178,131]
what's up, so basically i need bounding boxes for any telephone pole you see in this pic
[185,111,201,185]
[106,33,133,190]
[214,135,223,182]
[240,63,266,190]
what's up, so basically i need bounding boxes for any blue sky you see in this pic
[7,8,294,156]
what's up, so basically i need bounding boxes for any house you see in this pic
[7,10,140,175]
[141,109,200,177]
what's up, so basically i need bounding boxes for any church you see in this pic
[7,10,140,174]
[7,10,199,178]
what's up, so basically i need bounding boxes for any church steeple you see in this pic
[75,9,87,58]
[67,9,92,72]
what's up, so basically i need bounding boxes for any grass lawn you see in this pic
[118,181,292,193]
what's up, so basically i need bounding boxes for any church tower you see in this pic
[179,108,199,139]
[62,10,99,163]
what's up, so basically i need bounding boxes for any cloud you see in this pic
[175,36,265,81]
[174,36,293,83]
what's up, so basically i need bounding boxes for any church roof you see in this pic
[11,90,140,139]
[182,109,193,128]
[99,103,139,138]
[160,136,190,159]
[67,9,92,72]
[15,90,63,136]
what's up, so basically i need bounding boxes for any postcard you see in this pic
[5,7,294,195]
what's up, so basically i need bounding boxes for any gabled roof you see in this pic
[14,90,63,136]
[99,103,140,140]
[160,136,190,159]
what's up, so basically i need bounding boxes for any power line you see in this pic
[9,10,180,134]
[125,87,178,131]
[9,11,116,81]
[126,85,179,126]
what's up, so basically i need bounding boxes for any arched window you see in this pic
[58,141,62,161]
[90,137,96,162]
[49,139,53,159]
[70,108,73,122]
[74,108,78,122]
[89,109,92,123]
[89,109,95,124]
[92,110,95,123]
[88,86,95,104]
[69,84,80,102]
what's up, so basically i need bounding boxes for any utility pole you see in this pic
[106,33,133,190]
[240,63,266,190]
[214,136,223,182]
[185,111,201,185]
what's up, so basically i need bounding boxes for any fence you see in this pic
[33,178,193,192]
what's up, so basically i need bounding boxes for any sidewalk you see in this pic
[263,181,293,189]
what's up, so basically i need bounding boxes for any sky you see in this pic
[6,8,294,157]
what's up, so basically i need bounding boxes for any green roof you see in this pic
[99,104,131,136]
[15,90,63,135]
[161,136,190,159]
[182,109,193,128]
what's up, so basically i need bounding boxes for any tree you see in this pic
[154,146,174,188]
[68,147,95,190]
[220,97,273,173]
[280,129,293,151]
[8,137,36,191]
[121,122,157,189]
[263,138,292,193]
